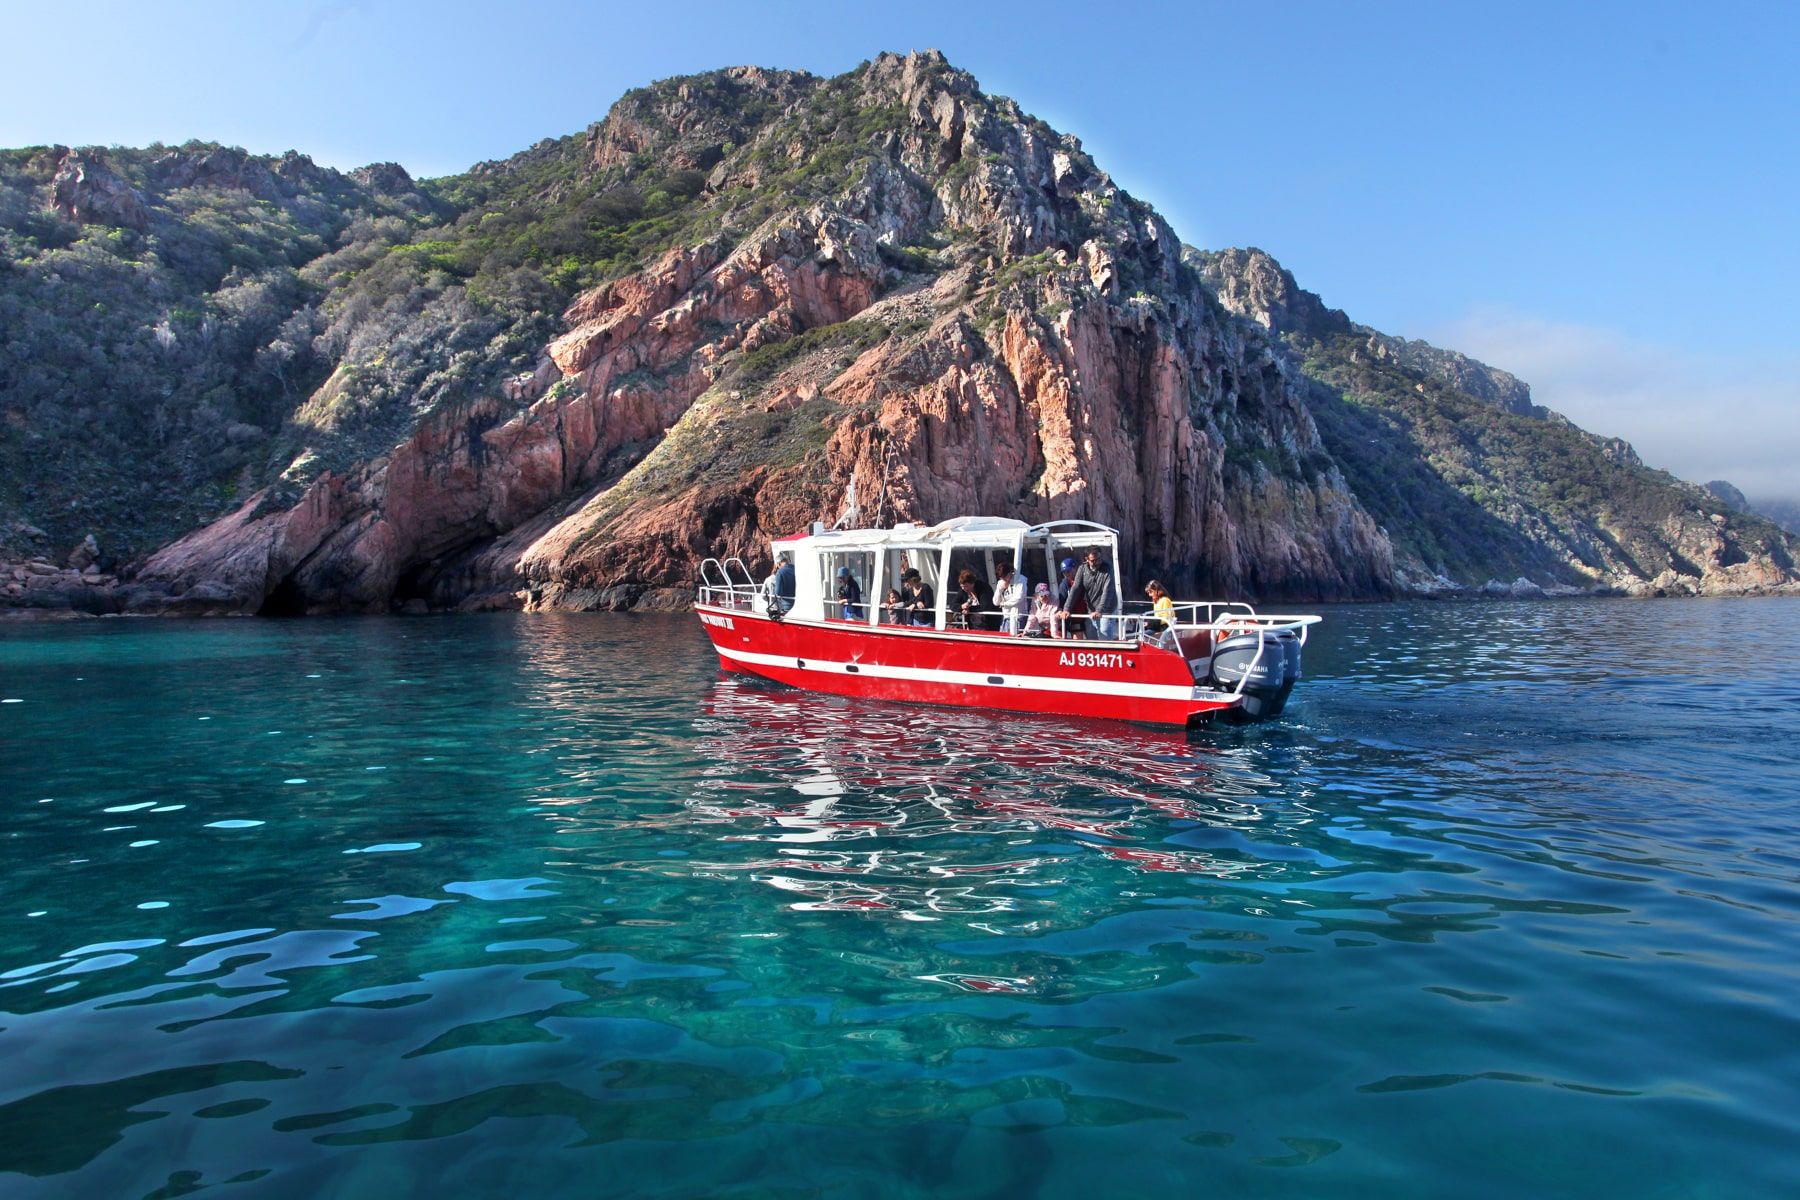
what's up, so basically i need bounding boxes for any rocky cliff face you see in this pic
[4,52,1795,618]
[1194,248,1537,416]
[0,137,444,615]
[49,150,150,230]
[108,52,1395,614]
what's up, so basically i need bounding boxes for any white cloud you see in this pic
[1426,307,1800,506]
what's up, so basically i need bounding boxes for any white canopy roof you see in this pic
[772,516,1118,553]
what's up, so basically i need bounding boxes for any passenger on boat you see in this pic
[882,588,907,624]
[1026,582,1063,638]
[900,569,935,626]
[773,553,796,612]
[1145,579,1177,649]
[956,569,1000,632]
[1055,557,1086,638]
[835,566,863,620]
[994,562,1029,634]
[1073,550,1120,639]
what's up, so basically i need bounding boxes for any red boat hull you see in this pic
[696,604,1239,727]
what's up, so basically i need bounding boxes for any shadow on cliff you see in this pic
[255,576,310,617]
[1304,381,1571,586]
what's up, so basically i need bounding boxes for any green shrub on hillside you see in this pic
[732,318,893,388]
[1287,328,1787,583]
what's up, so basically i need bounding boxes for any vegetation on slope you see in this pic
[0,144,435,554]
[1187,245,1795,589]
[1291,329,1793,585]
[0,65,954,562]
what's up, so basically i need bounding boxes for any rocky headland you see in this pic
[3,52,1795,618]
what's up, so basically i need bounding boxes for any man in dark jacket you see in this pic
[773,553,796,612]
[1072,549,1120,639]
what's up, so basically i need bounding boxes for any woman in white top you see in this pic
[993,563,1030,634]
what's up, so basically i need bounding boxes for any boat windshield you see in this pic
[945,546,997,590]
[882,545,941,604]
[756,518,1122,628]
[1035,525,1116,587]
[818,548,876,620]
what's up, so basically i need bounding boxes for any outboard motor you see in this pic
[1210,629,1301,720]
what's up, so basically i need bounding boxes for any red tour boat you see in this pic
[694,517,1320,728]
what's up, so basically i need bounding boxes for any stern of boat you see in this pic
[1136,604,1320,723]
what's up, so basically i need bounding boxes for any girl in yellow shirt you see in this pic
[1145,580,1177,648]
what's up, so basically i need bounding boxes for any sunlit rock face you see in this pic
[119,51,1396,613]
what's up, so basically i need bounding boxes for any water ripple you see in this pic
[1,604,1797,1197]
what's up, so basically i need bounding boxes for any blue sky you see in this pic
[5,1,1795,501]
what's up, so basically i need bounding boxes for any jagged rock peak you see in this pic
[567,49,1159,274]
[589,65,823,171]
[35,142,430,234]
[350,161,415,194]
[860,48,979,105]
[274,150,335,189]
[1705,480,1750,512]
[592,49,974,150]
[1369,335,1535,417]
[1597,436,1641,467]
[1191,245,1535,417]
[150,144,288,199]
[1188,247,1351,339]
[49,148,149,230]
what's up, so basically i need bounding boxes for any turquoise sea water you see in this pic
[2,601,1797,1198]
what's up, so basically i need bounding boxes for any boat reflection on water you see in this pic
[684,675,1315,924]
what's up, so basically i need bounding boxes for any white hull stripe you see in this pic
[714,644,1241,706]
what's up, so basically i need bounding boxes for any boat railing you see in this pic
[723,557,760,592]
[941,601,1291,645]
[947,607,1032,634]
[697,557,768,611]
[1116,605,1320,643]
[1113,603,1321,697]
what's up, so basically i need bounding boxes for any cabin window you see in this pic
[945,548,988,593]
[819,550,875,622]
[1018,536,1052,593]
[944,547,1033,589]
[1045,534,1103,582]
[945,547,1020,629]
[879,546,940,626]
